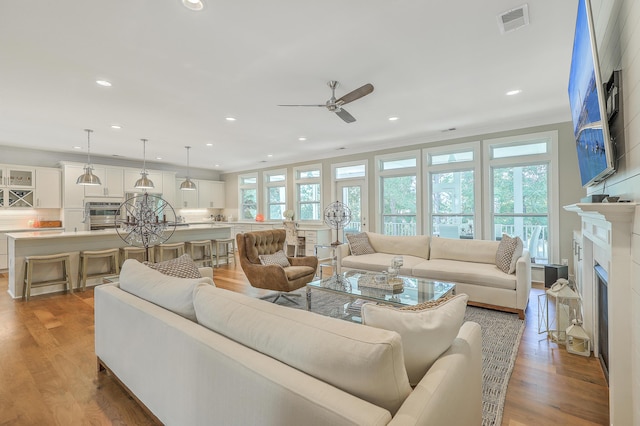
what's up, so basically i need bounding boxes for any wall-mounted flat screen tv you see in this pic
[568,0,616,187]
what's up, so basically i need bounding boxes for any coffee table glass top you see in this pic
[307,270,455,307]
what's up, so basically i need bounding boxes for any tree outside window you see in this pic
[382,175,417,236]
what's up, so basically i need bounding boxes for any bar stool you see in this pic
[23,253,73,301]
[79,248,120,291]
[186,240,214,267]
[155,242,185,262]
[213,238,235,267]
[120,246,153,265]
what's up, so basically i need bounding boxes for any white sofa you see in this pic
[95,260,483,425]
[338,232,531,319]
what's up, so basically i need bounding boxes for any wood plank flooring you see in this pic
[0,261,609,425]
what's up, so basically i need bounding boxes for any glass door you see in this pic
[336,180,367,235]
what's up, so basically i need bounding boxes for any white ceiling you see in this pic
[0,0,578,173]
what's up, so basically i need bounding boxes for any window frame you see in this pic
[238,172,258,221]
[293,163,323,223]
[374,150,421,235]
[482,130,559,263]
[263,168,287,222]
[423,141,481,238]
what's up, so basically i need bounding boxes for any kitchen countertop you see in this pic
[6,223,231,240]
[0,227,64,233]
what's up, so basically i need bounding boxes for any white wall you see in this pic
[591,0,640,422]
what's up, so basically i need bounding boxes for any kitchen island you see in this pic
[7,224,232,299]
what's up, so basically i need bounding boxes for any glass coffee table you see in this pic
[306,270,456,319]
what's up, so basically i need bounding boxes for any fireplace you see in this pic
[594,264,609,383]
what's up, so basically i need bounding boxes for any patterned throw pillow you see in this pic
[144,253,202,279]
[398,294,454,311]
[495,234,523,274]
[346,232,375,256]
[259,250,291,268]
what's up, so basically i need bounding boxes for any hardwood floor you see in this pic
[0,262,609,425]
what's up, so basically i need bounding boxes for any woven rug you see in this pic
[276,289,524,426]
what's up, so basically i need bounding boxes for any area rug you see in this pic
[276,289,524,426]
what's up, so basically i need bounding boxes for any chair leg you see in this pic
[259,292,301,304]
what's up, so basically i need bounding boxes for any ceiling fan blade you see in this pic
[337,83,374,105]
[335,108,356,123]
[277,104,326,107]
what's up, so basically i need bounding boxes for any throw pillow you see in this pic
[361,293,469,386]
[258,250,290,268]
[144,253,202,279]
[398,294,454,311]
[346,232,375,256]
[495,234,523,274]
[119,259,214,321]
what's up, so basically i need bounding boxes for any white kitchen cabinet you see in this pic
[34,168,61,208]
[63,208,88,232]
[0,165,35,188]
[198,180,226,208]
[298,228,331,257]
[0,233,7,270]
[62,164,86,209]
[175,178,199,208]
[84,166,124,197]
[162,172,177,209]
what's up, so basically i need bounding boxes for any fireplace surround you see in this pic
[564,202,637,425]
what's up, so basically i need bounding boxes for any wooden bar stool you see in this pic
[186,240,214,267]
[155,242,185,262]
[213,238,235,267]
[120,246,153,265]
[79,248,120,291]
[23,253,73,301]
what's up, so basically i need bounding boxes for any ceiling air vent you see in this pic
[497,4,529,34]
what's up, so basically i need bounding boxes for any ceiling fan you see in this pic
[278,80,374,123]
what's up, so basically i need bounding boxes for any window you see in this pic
[425,143,480,239]
[238,173,258,220]
[294,164,322,221]
[264,169,287,221]
[484,132,558,264]
[376,151,420,236]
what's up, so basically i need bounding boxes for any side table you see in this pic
[314,243,337,279]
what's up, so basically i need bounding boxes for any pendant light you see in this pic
[134,138,155,190]
[180,146,196,190]
[76,129,102,185]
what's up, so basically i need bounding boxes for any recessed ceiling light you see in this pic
[96,80,112,87]
[206,143,213,146]
[225,117,236,121]
[298,137,307,141]
[110,124,122,129]
[73,146,82,150]
[506,89,522,96]
[267,154,273,158]
[388,116,399,121]
[214,164,220,167]
[182,0,204,11]
[156,156,163,160]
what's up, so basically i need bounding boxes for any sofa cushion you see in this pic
[361,294,468,386]
[342,253,426,275]
[412,259,517,290]
[193,285,412,414]
[346,232,375,255]
[119,259,214,321]
[430,237,499,264]
[258,250,290,267]
[143,253,202,278]
[495,234,524,274]
[366,233,430,260]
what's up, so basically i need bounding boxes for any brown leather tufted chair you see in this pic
[236,229,318,303]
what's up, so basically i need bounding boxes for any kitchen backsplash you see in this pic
[0,209,61,229]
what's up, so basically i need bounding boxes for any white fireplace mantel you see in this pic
[564,202,637,426]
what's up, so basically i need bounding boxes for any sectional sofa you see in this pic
[337,232,531,319]
[95,259,483,425]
